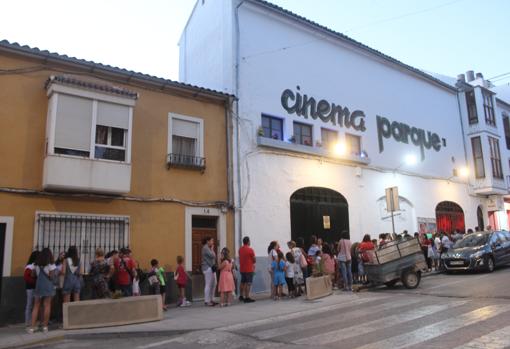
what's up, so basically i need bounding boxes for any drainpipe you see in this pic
[234,0,246,255]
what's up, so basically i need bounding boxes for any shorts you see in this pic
[62,275,81,295]
[240,272,254,284]
[160,284,166,294]
[177,283,186,289]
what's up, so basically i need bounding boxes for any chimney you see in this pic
[466,70,475,82]
[476,72,484,80]
[457,74,466,83]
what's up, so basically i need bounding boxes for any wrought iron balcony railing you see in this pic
[167,153,206,171]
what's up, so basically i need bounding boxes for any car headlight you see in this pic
[470,251,484,259]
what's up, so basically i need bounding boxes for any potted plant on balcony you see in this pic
[303,139,312,146]
[288,135,296,143]
[315,141,322,148]
[257,126,265,137]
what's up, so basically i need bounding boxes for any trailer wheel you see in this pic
[402,270,421,289]
[384,280,398,288]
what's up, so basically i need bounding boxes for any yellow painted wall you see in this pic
[0,52,234,276]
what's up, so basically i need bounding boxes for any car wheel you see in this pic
[485,256,495,273]
[384,280,398,288]
[402,270,421,289]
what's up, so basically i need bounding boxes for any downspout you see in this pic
[234,0,246,254]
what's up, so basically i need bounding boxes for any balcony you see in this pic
[472,176,508,195]
[167,153,206,172]
[256,136,370,165]
[43,154,131,194]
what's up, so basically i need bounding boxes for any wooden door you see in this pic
[192,228,217,275]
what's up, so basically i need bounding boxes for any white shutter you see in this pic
[97,101,129,129]
[54,94,93,151]
[173,118,199,139]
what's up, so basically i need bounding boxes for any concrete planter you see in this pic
[63,295,163,329]
[306,275,333,300]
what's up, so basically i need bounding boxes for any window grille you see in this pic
[34,213,129,273]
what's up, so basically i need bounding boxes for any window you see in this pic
[52,95,131,162]
[471,137,485,178]
[95,125,126,161]
[483,91,496,127]
[34,213,128,273]
[261,115,283,140]
[503,114,510,150]
[345,133,361,155]
[168,114,204,169]
[466,90,478,125]
[488,136,503,179]
[293,122,312,146]
[321,128,338,150]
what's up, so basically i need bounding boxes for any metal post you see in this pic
[390,188,396,236]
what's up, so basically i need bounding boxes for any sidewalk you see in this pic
[0,291,377,349]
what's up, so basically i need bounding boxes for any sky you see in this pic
[1,0,509,86]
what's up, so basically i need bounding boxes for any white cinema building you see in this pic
[179,0,510,291]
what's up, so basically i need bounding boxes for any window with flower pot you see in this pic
[261,114,283,140]
[293,122,312,146]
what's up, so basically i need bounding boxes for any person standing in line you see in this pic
[62,246,81,303]
[322,244,335,284]
[175,255,191,307]
[218,248,235,307]
[358,234,375,284]
[337,231,353,292]
[89,248,111,299]
[113,248,136,297]
[272,251,287,300]
[295,238,309,284]
[28,248,56,334]
[24,251,39,328]
[239,236,256,303]
[267,241,278,298]
[288,241,305,296]
[285,252,297,298]
[202,237,218,307]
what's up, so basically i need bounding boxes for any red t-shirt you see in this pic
[176,264,187,286]
[239,245,255,273]
[114,257,135,286]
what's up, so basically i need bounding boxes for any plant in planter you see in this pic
[272,133,280,140]
[288,135,296,143]
[257,126,265,137]
[303,139,312,146]
[315,141,322,148]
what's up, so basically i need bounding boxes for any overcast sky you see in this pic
[1,0,509,86]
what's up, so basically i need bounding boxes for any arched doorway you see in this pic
[436,201,465,233]
[290,187,348,244]
[477,206,484,230]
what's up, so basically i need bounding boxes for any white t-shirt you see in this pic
[268,249,277,271]
[441,236,453,249]
[67,258,79,274]
[285,261,295,278]
[434,237,442,250]
[36,264,56,276]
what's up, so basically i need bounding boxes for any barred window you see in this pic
[35,213,129,273]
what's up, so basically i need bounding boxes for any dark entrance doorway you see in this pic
[436,201,465,233]
[0,223,5,303]
[477,206,484,230]
[290,187,349,245]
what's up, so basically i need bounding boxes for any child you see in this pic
[218,248,235,307]
[149,259,167,311]
[285,252,296,298]
[272,251,286,300]
[132,260,141,296]
[174,256,191,307]
[314,250,323,275]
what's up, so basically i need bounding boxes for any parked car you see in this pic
[441,231,510,273]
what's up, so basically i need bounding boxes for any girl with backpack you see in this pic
[62,246,81,303]
[28,248,56,334]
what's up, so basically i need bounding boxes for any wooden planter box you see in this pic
[63,295,163,330]
[306,275,333,300]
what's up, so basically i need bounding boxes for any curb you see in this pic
[65,329,190,340]
[5,334,65,349]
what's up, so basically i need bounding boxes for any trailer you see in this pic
[364,237,427,289]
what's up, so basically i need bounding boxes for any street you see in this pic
[21,266,510,349]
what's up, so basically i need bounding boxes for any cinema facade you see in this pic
[180,0,510,290]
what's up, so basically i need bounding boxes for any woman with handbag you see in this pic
[62,246,81,303]
[202,237,218,307]
[28,248,56,334]
[337,231,353,292]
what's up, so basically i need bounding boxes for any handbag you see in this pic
[299,253,308,268]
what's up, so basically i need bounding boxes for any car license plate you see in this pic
[450,261,464,265]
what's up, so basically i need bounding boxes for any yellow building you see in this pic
[0,40,235,323]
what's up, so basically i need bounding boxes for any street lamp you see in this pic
[448,166,470,181]
[394,154,418,171]
[333,142,346,156]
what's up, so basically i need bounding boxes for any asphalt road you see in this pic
[25,266,510,349]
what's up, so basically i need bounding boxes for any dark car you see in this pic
[441,231,510,273]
